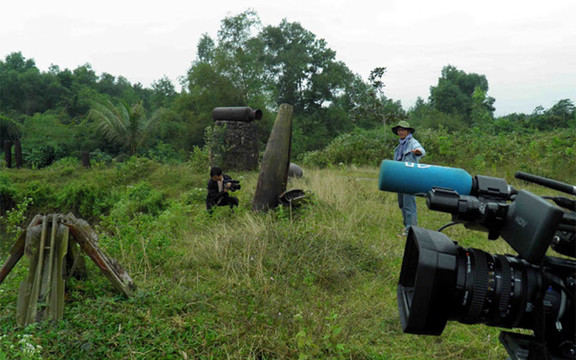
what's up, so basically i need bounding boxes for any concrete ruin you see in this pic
[210,107,262,171]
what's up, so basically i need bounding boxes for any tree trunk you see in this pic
[14,139,22,168]
[4,140,12,168]
[81,151,91,168]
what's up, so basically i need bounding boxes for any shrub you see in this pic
[114,157,157,183]
[55,182,111,218]
[188,146,210,173]
[299,127,395,167]
[24,144,65,168]
[21,181,57,213]
[90,149,113,167]
[110,182,166,220]
[0,174,17,216]
[146,142,183,164]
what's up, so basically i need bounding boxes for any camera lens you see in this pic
[397,226,542,334]
[452,248,540,329]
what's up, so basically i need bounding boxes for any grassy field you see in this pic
[0,162,562,359]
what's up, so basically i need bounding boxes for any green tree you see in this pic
[429,65,494,123]
[342,67,404,129]
[528,99,576,131]
[150,76,177,108]
[214,9,265,104]
[547,99,576,128]
[408,97,467,132]
[0,52,49,115]
[89,100,156,155]
[470,86,494,128]
[0,114,21,146]
[197,34,216,63]
[260,19,353,113]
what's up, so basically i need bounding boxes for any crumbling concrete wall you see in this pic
[212,120,260,171]
[210,107,262,171]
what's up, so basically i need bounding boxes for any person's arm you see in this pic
[410,140,426,157]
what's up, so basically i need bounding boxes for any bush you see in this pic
[146,142,183,164]
[90,149,113,167]
[0,174,17,216]
[188,146,210,173]
[110,182,166,220]
[299,127,576,183]
[299,127,396,167]
[25,144,65,168]
[55,182,111,218]
[114,157,157,183]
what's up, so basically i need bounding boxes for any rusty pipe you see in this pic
[212,107,263,122]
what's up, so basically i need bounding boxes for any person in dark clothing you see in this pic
[206,167,239,211]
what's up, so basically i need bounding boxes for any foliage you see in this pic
[300,126,576,184]
[88,149,113,167]
[0,164,521,359]
[299,127,395,167]
[88,100,157,155]
[188,145,210,173]
[429,65,495,122]
[0,114,22,145]
[55,182,111,219]
[113,156,158,183]
[0,173,17,206]
[0,197,33,240]
[203,123,229,167]
[111,181,167,219]
[1,17,573,166]
[145,141,183,164]
[24,145,65,169]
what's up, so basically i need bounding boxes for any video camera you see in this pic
[378,160,575,360]
[224,179,241,192]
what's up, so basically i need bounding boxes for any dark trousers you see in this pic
[207,196,239,211]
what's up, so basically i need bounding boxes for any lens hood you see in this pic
[397,226,459,335]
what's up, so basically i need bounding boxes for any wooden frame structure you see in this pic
[0,213,134,326]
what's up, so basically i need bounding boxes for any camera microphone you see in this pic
[378,160,473,195]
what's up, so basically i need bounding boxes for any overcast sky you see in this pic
[2,0,575,116]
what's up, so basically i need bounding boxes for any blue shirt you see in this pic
[394,137,426,163]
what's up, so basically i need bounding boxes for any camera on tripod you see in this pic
[378,160,575,360]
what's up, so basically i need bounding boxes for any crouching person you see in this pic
[206,166,239,212]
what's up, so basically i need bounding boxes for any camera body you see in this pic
[382,164,575,359]
[224,179,241,192]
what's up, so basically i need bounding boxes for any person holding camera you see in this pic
[206,166,239,211]
[392,120,426,237]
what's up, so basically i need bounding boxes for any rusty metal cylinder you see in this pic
[212,107,263,122]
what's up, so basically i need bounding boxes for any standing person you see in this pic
[392,120,426,236]
[206,166,239,212]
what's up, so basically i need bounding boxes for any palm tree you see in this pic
[89,100,156,155]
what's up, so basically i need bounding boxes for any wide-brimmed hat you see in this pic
[391,120,415,135]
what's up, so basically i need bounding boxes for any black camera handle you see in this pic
[516,171,576,196]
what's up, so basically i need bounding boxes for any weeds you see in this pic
[0,162,538,359]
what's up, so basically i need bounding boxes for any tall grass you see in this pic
[0,162,562,359]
